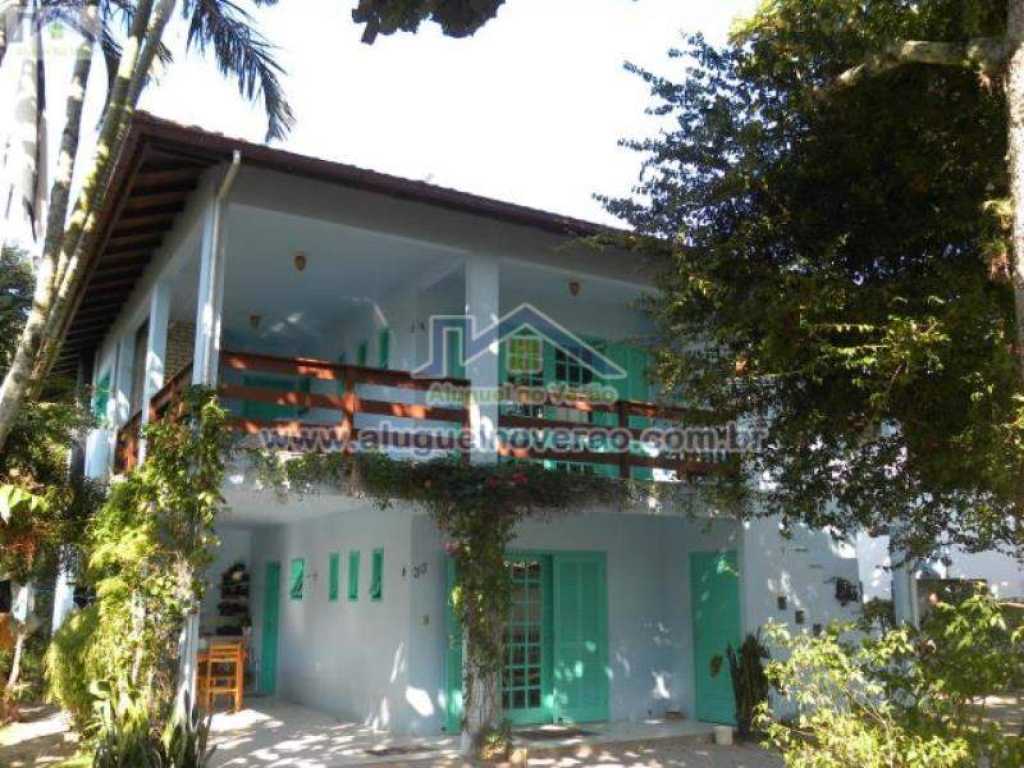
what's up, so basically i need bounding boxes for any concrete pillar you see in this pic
[138,280,171,463]
[51,551,76,633]
[464,256,500,463]
[113,334,135,428]
[179,184,230,712]
[192,198,227,387]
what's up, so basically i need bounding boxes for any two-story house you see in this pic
[55,112,861,736]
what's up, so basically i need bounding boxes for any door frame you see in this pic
[443,549,609,729]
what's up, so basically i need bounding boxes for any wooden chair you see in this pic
[197,640,245,713]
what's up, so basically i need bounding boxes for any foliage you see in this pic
[713,631,770,738]
[248,449,631,741]
[91,684,214,768]
[604,1,1022,559]
[0,631,48,706]
[0,246,32,371]
[352,0,505,43]
[760,590,1024,767]
[81,388,229,727]
[45,605,104,730]
[858,597,896,633]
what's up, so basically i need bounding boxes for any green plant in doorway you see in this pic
[711,630,770,738]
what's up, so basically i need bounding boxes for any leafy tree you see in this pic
[604,3,1022,559]
[352,0,505,43]
[761,592,1024,767]
[0,0,294,455]
[0,246,100,719]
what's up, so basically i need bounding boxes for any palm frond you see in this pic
[181,0,293,141]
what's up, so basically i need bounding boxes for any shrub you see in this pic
[760,590,1024,768]
[91,684,214,768]
[727,632,770,737]
[45,605,102,729]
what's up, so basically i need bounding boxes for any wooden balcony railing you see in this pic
[497,401,721,478]
[113,350,726,479]
[218,350,470,454]
[114,363,195,474]
[114,410,143,475]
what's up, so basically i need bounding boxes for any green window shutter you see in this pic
[289,557,305,600]
[444,557,464,732]
[347,550,360,601]
[370,548,384,601]
[357,341,368,367]
[92,372,111,423]
[328,553,340,602]
[447,328,466,379]
[378,329,391,370]
[553,552,608,723]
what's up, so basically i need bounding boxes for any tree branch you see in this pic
[836,38,1009,89]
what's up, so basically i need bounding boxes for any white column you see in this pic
[138,281,172,463]
[192,198,227,387]
[51,551,76,633]
[114,334,135,426]
[179,186,229,713]
[464,255,500,463]
[891,552,920,627]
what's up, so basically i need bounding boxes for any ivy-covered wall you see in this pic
[238,497,746,734]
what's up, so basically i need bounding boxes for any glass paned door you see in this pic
[503,556,552,724]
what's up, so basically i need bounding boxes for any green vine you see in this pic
[52,388,231,730]
[244,447,706,742]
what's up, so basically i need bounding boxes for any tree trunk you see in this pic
[0,0,159,454]
[461,612,504,757]
[29,0,176,389]
[40,1,97,273]
[1010,2,1024,382]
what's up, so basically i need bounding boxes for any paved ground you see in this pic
[0,704,79,767]
[0,700,782,768]
[207,700,781,768]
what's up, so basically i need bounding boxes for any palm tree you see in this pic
[0,0,294,454]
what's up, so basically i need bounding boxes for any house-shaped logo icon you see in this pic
[413,303,627,380]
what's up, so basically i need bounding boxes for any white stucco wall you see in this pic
[248,502,419,732]
[857,533,1024,601]
[239,499,865,735]
[741,518,861,636]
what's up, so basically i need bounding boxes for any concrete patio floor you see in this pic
[207,699,779,767]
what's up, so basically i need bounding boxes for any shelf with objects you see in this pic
[198,561,253,711]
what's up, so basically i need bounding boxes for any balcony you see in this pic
[114,351,722,480]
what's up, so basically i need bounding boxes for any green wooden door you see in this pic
[690,550,742,725]
[444,558,464,733]
[260,561,281,695]
[553,552,608,723]
[503,556,554,725]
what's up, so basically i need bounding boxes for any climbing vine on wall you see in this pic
[245,448,697,741]
[60,388,232,726]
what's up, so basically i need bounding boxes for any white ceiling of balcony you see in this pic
[168,203,653,355]
[218,204,465,343]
